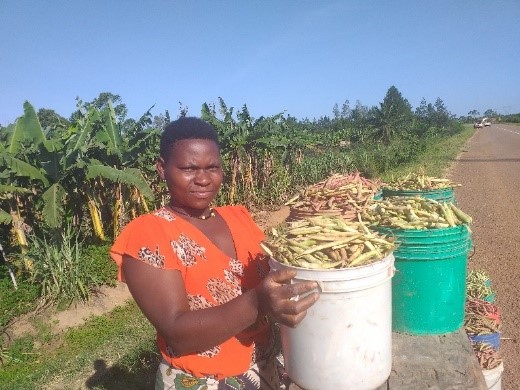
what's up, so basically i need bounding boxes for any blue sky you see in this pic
[1,1,519,126]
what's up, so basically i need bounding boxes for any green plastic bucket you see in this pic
[382,187,455,203]
[375,225,471,335]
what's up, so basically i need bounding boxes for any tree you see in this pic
[484,109,497,118]
[467,110,480,120]
[373,86,413,144]
[69,92,128,124]
[37,108,70,131]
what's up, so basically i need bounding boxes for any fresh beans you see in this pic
[361,196,472,229]
[263,215,395,269]
[285,171,383,222]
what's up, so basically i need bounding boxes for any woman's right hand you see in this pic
[255,268,320,328]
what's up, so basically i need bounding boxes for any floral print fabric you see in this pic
[155,358,280,390]
[110,205,272,380]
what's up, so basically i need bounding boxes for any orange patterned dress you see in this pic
[110,205,275,380]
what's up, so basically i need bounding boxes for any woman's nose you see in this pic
[194,169,211,184]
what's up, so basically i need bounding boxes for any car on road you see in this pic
[483,118,491,127]
[474,120,483,128]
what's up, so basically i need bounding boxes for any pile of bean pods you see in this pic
[384,171,460,191]
[285,172,383,221]
[361,196,472,229]
[262,215,395,269]
[472,343,502,370]
[466,298,501,333]
[466,270,493,300]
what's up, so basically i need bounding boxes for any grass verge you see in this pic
[0,301,158,390]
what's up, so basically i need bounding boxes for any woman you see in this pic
[110,117,319,389]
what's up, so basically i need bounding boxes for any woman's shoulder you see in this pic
[122,207,179,230]
[214,205,253,220]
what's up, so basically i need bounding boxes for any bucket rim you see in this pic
[482,361,504,374]
[269,253,395,281]
[374,225,469,235]
[381,187,454,194]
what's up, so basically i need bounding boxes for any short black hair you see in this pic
[160,117,220,160]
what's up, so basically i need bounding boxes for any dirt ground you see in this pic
[8,125,519,388]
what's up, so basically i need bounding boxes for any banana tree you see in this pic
[202,99,265,204]
[0,107,51,266]
[82,102,157,239]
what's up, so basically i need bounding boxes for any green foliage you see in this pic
[86,165,154,201]
[7,102,48,154]
[372,86,414,144]
[25,226,103,305]
[0,277,40,328]
[81,243,118,287]
[0,302,157,389]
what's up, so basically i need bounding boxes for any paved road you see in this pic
[449,123,520,389]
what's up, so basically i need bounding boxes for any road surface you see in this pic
[449,123,520,389]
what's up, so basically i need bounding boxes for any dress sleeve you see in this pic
[109,214,180,282]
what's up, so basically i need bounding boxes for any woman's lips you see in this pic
[192,191,214,199]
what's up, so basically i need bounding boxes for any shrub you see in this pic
[25,225,106,305]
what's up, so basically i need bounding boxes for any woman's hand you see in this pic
[255,268,319,328]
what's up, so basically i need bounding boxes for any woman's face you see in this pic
[157,138,223,210]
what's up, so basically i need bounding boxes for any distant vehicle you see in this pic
[474,120,483,128]
[483,118,491,127]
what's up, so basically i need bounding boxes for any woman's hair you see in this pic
[160,117,220,161]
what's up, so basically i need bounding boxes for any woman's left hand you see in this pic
[255,268,319,328]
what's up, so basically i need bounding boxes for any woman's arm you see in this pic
[122,254,318,355]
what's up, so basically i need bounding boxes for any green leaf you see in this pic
[70,108,99,152]
[101,102,123,156]
[8,101,48,154]
[0,184,31,194]
[86,165,154,200]
[0,208,12,224]
[42,183,66,228]
[0,154,49,186]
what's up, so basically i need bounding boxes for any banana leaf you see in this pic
[42,183,66,228]
[86,164,154,200]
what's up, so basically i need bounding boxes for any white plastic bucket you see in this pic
[269,254,395,390]
[482,362,504,390]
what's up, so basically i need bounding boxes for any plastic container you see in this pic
[375,225,471,335]
[269,254,395,390]
[382,187,455,203]
[482,362,504,390]
[376,225,470,246]
[468,332,501,351]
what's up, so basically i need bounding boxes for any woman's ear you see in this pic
[156,158,166,180]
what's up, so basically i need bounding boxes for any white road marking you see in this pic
[491,125,520,135]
